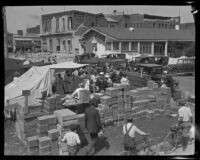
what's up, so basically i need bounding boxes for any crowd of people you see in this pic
[51,64,130,98]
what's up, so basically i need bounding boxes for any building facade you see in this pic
[80,27,194,58]
[40,10,123,55]
[105,11,181,30]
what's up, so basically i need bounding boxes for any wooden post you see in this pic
[22,90,30,114]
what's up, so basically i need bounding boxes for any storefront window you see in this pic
[113,42,119,50]
[106,42,111,50]
[131,42,138,51]
[122,42,129,51]
[140,42,151,54]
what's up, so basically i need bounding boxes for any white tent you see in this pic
[5,61,88,105]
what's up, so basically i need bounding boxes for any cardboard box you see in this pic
[27,146,39,154]
[47,115,57,125]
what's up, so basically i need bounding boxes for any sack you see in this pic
[123,124,135,148]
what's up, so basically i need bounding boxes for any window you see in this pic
[63,40,66,52]
[140,23,143,28]
[68,17,72,30]
[165,24,167,28]
[153,23,155,28]
[158,24,161,28]
[113,42,119,50]
[62,18,65,32]
[131,42,138,51]
[125,24,128,28]
[56,39,60,51]
[140,42,151,54]
[173,25,175,29]
[106,42,111,50]
[93,43,97,52]
[56,18,59,32]
[122,42,129,51]
[67,40,72,53]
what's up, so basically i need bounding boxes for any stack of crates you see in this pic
[39,136,51,155]
[48,115,57,130]
[27,136,39,155]
[43,96,56,114]
[54,109,78,136]
[37,116,49,137]
[48,129,60,155]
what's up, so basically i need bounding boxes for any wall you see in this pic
[82,30,106,57]
[96,15,108,27]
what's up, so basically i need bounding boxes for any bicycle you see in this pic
[162,123,183,154]
[119,134,159,156]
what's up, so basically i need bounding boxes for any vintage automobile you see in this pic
[129,55,169,70]
[73,53,99,64]
[134,63,169,86]
[74,53,128,69]
[167,57,195,76]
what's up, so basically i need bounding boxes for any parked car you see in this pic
[134,63,169,86]
[129,55,169,70]
[167,57,195,76]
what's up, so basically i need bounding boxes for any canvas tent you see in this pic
[5,61,88,105]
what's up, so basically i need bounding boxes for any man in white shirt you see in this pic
[61,125,81,155]
[72,83,85,100]
[178,100,193,151]
[123,117,148,152]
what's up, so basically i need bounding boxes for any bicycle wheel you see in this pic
[145,139,159,155]
[163,132,177,154]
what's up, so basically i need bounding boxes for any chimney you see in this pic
[17,30,23,36]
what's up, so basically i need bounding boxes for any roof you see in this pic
[82,27,195,41]
[104,16,118,22]
[75,25,90,36]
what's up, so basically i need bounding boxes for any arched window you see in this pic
[62,18,65,32]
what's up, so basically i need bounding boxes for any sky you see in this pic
[5,5,194,34]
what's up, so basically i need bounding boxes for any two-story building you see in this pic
[79,27,195,58]
[105,10,181,30]
[40,10,124,55]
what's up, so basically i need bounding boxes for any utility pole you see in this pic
[3,6,8,58]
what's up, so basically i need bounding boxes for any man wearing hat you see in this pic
[123,116,148,152]
[178,100,193,151]
[85,97,103,155]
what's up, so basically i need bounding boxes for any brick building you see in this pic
[40,10,120,55]
[105,10,181,29]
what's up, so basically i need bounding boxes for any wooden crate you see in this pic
[79,89,90,103]
[54,109,77,122]
[39,136,51,148]
[27,136,38,148]
[105,87,120,97]
[100,95,112,106]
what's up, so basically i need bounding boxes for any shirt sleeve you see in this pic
[122,125,125,135]
[62,134,66,142]
[134,126,146,135]
[72,89,78,97]
[76,134,81,144]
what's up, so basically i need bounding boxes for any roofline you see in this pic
[80,27,118,41]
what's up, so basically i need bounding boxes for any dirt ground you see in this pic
[4,76,194,155]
